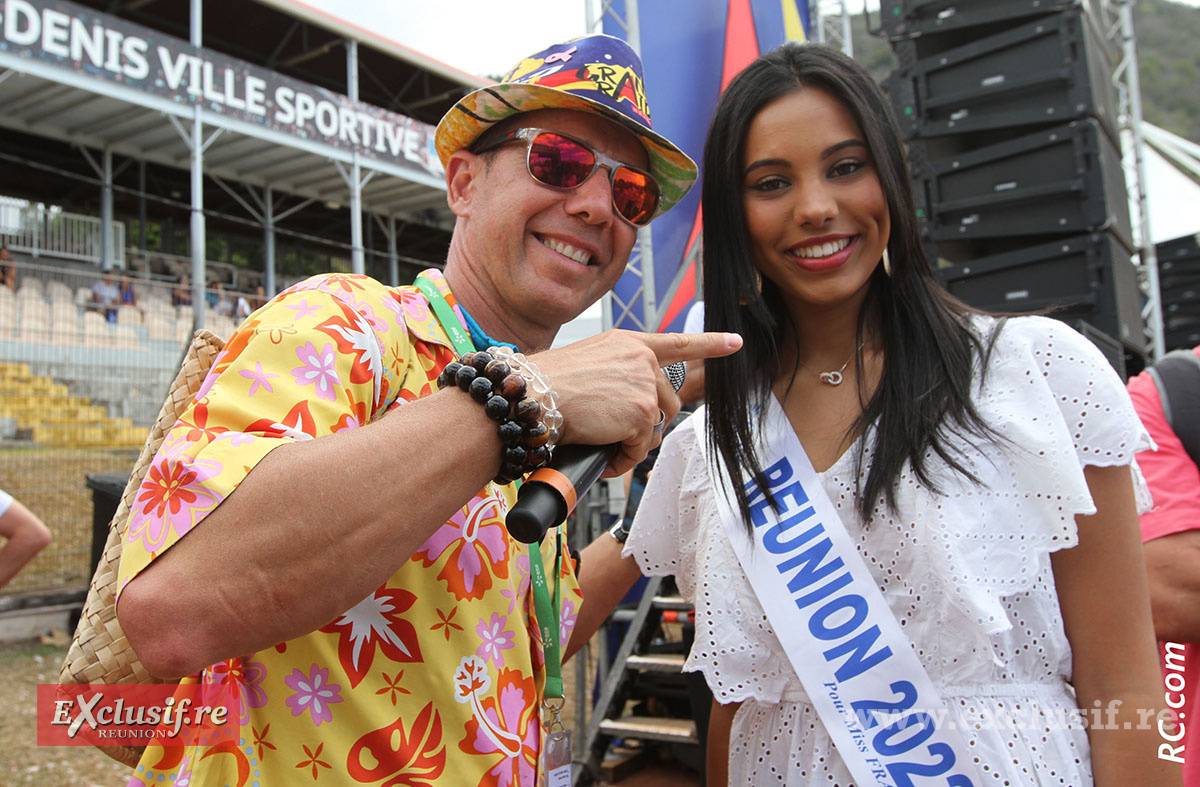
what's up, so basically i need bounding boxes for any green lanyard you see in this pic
[413,272,564,699]
[414,274,473,356]
[528,529,564,700]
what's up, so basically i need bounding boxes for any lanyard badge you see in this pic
[530,531,572,785]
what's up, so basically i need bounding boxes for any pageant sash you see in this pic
[699,400,981,787]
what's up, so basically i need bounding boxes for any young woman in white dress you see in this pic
[625,43,1177,786]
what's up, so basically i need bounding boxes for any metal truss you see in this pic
[1104,0,1166,360]
[810,0,853,55]
[587,0,656,333]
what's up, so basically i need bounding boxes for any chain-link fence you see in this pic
[0,257,243,595]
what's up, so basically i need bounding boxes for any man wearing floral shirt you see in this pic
[115,34,740,786]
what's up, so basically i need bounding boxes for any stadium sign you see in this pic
[0,0,444,180]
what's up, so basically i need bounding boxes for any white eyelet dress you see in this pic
[624,316,1153,786]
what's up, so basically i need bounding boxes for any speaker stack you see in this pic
[1155,232,1200,351]
[876,0,1147,376]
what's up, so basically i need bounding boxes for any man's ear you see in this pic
[445,150,483,218]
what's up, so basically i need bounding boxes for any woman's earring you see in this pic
[739,269,762,305]
[881,249,892,277]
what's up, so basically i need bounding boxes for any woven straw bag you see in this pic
[58,329,224,767]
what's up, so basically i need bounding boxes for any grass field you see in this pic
[0,641,134,786]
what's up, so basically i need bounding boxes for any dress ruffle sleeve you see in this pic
[917,315,1154,642]
[623,415,695,582]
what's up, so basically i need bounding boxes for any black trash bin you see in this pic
[85,472,130,580]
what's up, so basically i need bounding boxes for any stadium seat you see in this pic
[81,310,113,347]
[116,304,142,326]
[18,300,50,343]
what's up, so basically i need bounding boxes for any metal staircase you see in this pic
[578,575,705,784]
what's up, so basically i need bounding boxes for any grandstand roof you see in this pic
[0,0,484,269]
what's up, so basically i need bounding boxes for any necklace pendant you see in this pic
[819,370,844,386]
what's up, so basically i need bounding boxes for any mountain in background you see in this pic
[848,0,1200,143]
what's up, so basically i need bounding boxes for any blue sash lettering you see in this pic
[825,625,894,682]
[745,466,895,685]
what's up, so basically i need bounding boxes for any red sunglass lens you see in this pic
[529,134,595,188]
[526,131,659,226]
[613,168,658,225]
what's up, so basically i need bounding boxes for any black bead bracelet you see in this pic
[437,349,557,485]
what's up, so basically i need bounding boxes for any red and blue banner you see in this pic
[604,0,810,332]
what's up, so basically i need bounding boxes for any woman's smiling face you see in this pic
[741,86,890,316]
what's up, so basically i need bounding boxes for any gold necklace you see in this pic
[798,344,861,386]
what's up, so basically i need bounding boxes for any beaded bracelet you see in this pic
[436,348,563,486]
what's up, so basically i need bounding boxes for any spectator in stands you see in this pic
[0,246,16,292]
[0,489,52,590]
[1129,345,1200,786]
[118,273,138,307]
[171,274,192,307]
[235,284,266,321]
[91,269,120,322]
[208,280,233,317]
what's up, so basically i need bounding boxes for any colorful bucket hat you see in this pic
[435,34,697,218]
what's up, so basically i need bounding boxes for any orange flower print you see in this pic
[415,488,511,601]
[431,607,464,642]
[376,670,412,706]
[295,742,332,780]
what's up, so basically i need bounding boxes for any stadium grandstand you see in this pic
[0,0,485,600]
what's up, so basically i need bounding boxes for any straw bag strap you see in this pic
[58,329,224,767]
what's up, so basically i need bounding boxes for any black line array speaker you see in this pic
[876,0,1146,371]
[885,10,1119,141]
[918,119,1133,253]
[939,232,1145,352]
[1156,233,1200,351]
[873,0,1105,43]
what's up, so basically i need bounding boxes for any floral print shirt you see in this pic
[117,270,583,787]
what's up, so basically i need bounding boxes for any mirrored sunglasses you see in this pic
[473,128,661,226]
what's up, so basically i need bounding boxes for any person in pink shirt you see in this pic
[1129,345,1200,785]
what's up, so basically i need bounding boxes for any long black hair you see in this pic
[702,42,1001,527]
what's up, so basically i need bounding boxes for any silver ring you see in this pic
[652,409,666,436]
[662,362,687,393]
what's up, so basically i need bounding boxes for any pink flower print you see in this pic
[346,295,387,334]
[213,431,256,447]
[560,597,578,647]
[398,288,434,326]
[286,297,320,321]
[291,341,340,401]
[127,453,223,552]
[383,294,406,328]
[415,488,510,601]
[475,613,515,668]
[209,658,268,724]
[500,553,531,616]
[459,668,539,786]
[238,361,278,396]
[284,664,343,726]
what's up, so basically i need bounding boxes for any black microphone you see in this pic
[505,362,687,543]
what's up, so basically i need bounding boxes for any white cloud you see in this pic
[301,0,589,77]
